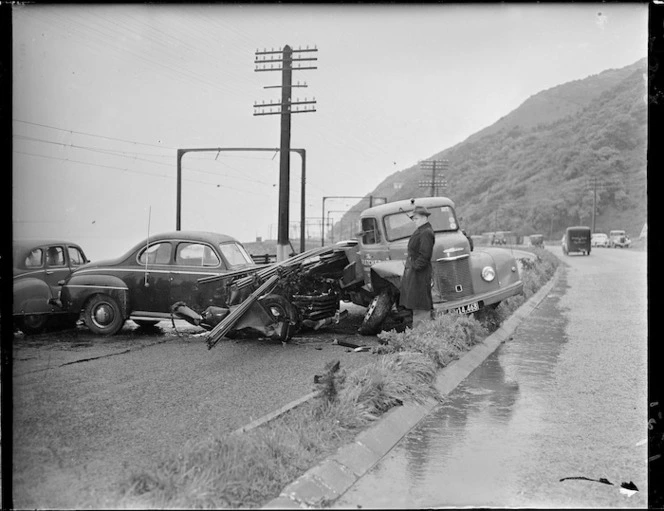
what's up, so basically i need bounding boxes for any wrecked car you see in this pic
[337,197,524,334]
[13,239,89,334]
[59,231,349,341]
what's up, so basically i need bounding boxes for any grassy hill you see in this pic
[338,58,647,241]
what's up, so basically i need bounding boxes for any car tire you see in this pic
[18,314,50,335]
[133,319,160,328]
[261,294,300,341]
[358,291,394,336]
[84,294,124,335]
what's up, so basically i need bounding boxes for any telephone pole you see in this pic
[419,159,449,196]
[254,45,317,261]
[585,174,621,233]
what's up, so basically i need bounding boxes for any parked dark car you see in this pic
[13,239,89,333]
[562,226,591,256]
[60,231,259,335]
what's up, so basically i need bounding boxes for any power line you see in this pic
[13,149,264,195]
[14,134,277,187]
[13,119,175,150]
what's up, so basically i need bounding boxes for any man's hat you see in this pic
[410,205,431,218]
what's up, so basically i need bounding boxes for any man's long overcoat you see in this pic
[399,221,435,310]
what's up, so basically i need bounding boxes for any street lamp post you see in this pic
[321,195,387,246]
[176,147,307,254]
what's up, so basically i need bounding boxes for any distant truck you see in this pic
[338,197,524,334]
[608,230,631,248]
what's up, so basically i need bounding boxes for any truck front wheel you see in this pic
[358,291,394,336]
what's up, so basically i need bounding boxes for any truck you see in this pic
[336,197,524,335]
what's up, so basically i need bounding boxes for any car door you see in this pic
[132,241,174,313]
[169,241,227,312]
[43,245,73,295]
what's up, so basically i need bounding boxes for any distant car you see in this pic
[528,234,544,247]
[492,231,512,245]
[60,231,259,335]
[13,239,89,334]
[562,226,591,256]
[608,230,631,248]
[591,233,609,248]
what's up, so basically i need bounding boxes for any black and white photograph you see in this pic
[8,3,650,509]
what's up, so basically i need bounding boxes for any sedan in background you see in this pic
[13,239,89,334]
[60,231,258,335]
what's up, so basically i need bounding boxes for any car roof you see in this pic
[124,230,241,254]
[13,239,82,251]
[360,197,455,218]
[566,226,591,232]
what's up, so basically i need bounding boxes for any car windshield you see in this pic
[219,242,254,269]
[383,205,458,241]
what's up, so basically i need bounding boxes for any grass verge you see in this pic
[113,248,559,509]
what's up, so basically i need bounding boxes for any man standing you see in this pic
[399,205,435,329]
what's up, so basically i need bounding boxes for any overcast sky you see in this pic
[12,3,647,260]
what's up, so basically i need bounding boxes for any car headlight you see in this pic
[481,266,496,282]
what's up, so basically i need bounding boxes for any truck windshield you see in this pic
[383,205,458,241]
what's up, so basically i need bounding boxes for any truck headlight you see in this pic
[481,266,496,282]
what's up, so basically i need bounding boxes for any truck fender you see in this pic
[475,247,521,285]
[370,260,405,295]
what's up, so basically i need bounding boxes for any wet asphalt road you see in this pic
[333,246,648,508]
[11,303,384,509]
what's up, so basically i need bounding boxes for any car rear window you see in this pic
[219,242,253,269]
[176,243,221,267]
[25,248,43,268]
[138,242,173,265]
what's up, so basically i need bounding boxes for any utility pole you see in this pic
[254,45,317,262]
[419,159,449,196]
[584,174,620,233]
[591,175,597,233]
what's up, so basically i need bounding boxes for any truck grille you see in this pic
[434,257,474,300]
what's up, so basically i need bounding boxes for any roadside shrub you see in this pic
[374,313,487,368]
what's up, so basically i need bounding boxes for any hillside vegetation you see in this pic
[340,59,647,240]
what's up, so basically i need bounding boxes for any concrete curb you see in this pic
[262,265,562,509]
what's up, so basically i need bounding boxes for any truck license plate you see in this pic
[454,302,480,314]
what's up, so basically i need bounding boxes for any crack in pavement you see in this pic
[13,337,177,377]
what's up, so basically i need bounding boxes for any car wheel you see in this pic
[84,294,124,335]
[358,291,394,336]
[18,314,50,335]
[261,294,300,341]
[133,319,160,328]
